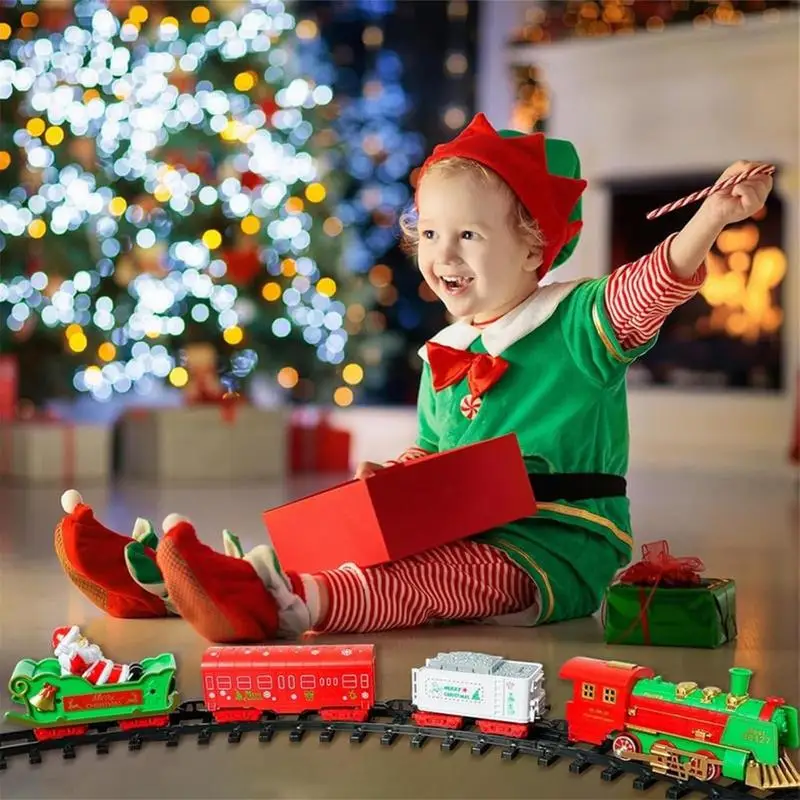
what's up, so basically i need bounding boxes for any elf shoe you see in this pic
[123,538,179,616]
[123,518,248,617]
[157,515,311,644]
[54,489,172,619]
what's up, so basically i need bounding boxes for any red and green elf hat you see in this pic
[416,113,587,279]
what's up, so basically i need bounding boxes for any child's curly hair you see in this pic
[398,157,546,256]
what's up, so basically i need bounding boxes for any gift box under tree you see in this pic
[116,403,288,482]
[0,416,110,484]
[602,540,737,648]
[289,410,351,474]
[0,355,17,421]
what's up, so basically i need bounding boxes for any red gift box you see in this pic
[263,433,536,573]
[0,355,18,422]
[289,412,351,473]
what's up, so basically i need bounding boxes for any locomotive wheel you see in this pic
[611,734,640,760]
[690,750,721,781]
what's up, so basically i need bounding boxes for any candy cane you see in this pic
[646,164,775,220]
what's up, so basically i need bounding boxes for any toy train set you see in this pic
[2,634,799,800]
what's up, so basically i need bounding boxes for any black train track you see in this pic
[1,699,798,800]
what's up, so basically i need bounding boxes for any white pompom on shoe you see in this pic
[162,513,191,534]
[61,489,83,514]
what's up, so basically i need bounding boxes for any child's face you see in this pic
[416,169,541,324]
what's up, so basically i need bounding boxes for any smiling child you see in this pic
[54,114,772,643]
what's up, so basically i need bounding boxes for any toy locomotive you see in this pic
[4,630,799,792]
[560,657,799,789]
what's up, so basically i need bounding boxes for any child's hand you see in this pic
[700,160,773,227]
[354,461,386,480]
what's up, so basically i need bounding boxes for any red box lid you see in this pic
[263,434,536,574]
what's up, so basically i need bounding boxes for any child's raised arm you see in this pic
[604,160,772,351]
[666,160,772,279]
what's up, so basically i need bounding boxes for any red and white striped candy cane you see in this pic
[646,164,775,220]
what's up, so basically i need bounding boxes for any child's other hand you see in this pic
[354,461,386,480]
[701,160,773,227]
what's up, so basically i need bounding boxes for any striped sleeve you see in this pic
[604,233,707,350]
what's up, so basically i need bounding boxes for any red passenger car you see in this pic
[201,644,376,723]
[559,657,655,747]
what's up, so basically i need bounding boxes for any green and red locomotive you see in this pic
[560,657,800,791]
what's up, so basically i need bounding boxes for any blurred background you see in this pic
[0,0,798,483]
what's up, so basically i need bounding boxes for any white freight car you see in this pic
[411,652,546,725]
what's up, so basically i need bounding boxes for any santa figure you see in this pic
[52,626,143,685]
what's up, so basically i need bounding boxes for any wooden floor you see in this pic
[1,468,797,799]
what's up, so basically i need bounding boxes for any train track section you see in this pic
[5,639,799,799]
[1,699,798,800]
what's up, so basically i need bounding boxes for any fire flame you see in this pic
[697,215,785,343]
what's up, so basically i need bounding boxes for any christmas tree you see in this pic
[296,0,475,404]
[292,0,426,403]
[0,0,401,409]
[295,0,429,403]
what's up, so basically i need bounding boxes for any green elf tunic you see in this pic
[415,274,657,626]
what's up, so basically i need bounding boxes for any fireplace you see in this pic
[607,171,786,391]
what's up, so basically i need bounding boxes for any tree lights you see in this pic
[0,0,419,407]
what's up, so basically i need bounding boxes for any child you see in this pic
[54,114,772,644]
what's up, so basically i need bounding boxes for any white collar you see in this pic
[417,279,586,361]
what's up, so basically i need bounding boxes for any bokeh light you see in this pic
[0,0,423,405]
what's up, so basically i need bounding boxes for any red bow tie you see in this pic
[426,342,509,399]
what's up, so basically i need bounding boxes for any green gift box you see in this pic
[602,577,737,648]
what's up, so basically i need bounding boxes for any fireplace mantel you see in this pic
[506,13,799,178]
[495,13,800,472]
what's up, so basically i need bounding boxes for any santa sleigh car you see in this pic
[5,627,179,741]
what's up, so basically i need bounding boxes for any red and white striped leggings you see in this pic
[306,540,539,633]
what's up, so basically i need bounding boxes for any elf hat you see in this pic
[52,625,81,655]
[416,113,587,279]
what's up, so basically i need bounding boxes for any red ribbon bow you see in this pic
[617,540,705,588]
[426,342,509,399]
[604,540,706,645]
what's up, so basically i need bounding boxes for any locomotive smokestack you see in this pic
[729,667,752,698]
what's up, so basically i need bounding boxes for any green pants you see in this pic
[476,516,627,624]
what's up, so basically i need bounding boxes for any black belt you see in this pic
[529,473,627,502]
